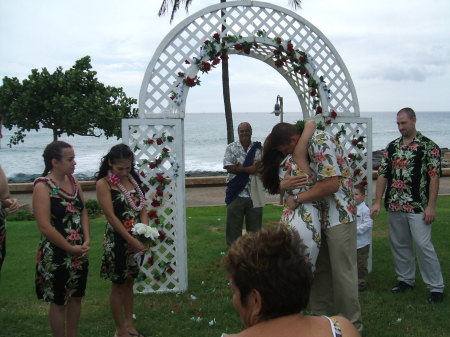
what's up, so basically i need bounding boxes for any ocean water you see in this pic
[1,111,449,181]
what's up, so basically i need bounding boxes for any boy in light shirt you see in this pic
[355,184,373,291]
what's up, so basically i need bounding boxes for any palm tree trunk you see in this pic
[221,0,234,144]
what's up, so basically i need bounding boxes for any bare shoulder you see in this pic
[333,316,360,337]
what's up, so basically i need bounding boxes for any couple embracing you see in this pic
[260,121,362,332]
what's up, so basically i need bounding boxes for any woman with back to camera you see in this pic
[96,144,148,337]
[33,141,90,337]
[260,120,322,269]
[222,226,360,337]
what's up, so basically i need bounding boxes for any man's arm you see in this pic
[285,176,339,209]
[423,175,439,224]
[370,175,387,217]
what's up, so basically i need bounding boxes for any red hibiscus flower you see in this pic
[392,179,407,190]
[212,58,221,65]
[299,55,305,63]
[310,89,317,96]
[147,139,154,144]
[234,44,243,51]
[151,199,161,207]
[184,60,190,64]
[326,119,332,125]
[156,174,165,183]
[156,138,163,145]
[66,202,76,213]
[314,151,327,163]
[167,267,175,274]
[316,106,322,114]
[156,188,164,197]
[149,162,156,169]
[67,229,81,242]
[123,219,135,231]
[162,147,170,153]
[177,72,185,77]
[353,168,361,176]
[402,204,414,213]
[204,39,210,45]
[348,153,354,160]
[430,148,440,157]
[428,168,437,177]
[147,256,154,265]
[71,259,83,270]
[213,33,220,40]
[390,202,401,211]
[220,54,229,61]
[351,139,358,146]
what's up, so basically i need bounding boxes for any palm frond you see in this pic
[158,0,193,23]
[288,0,302,9]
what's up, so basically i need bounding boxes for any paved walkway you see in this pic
[10,177,450,209]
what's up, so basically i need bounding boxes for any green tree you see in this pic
[158,0,302,144]
[0,56,138,146]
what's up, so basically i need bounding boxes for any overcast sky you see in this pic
[1,0,449,114]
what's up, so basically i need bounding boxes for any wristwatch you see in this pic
[293,193,300,204]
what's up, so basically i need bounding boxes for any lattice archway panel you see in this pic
[134,1,372,293]
[122,119,187,293]
[139,0,360,119]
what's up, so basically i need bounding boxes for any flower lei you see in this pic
[107,170,145,211]
[34,175,78,200]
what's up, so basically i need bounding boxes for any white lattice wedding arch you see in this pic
[126,0,372,293]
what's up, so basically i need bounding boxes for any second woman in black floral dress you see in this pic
[96,144,148,337]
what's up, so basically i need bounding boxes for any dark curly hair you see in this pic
[42,141,73,176]
[95,143,142,185]
[222,226,313,322]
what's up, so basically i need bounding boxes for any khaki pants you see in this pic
[310,221,362,332]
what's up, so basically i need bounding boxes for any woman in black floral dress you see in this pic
[33,141,90,337]
[96,144,148,337]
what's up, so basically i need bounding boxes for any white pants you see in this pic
[388,212,444,292]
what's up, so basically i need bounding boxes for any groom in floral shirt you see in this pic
[371,107,444,304]
[272,122,361,332]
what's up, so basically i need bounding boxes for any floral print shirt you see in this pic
[308,130,356,228]
[223,140,261,198]
[378,132,441,213]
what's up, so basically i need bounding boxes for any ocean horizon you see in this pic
[1,111,449,182]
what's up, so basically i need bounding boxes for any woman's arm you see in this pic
[0,165,10,200]
[76,180,91,256]
[292,120,316,175]
[96,178,146,252]
[33,182,84,256]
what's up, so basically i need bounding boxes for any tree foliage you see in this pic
[0,56,138,146]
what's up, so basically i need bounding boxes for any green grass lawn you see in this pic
[1,199,449,336]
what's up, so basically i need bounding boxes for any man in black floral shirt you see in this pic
[371,107,444,304]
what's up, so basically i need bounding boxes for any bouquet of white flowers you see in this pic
[131,223,160,245]
[131,223,160,265]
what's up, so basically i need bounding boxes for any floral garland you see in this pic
[169,32,366,185]
[141,133,174,169]
[34,175,78,200]
[107,170,145,211]
[135,134,176,284]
